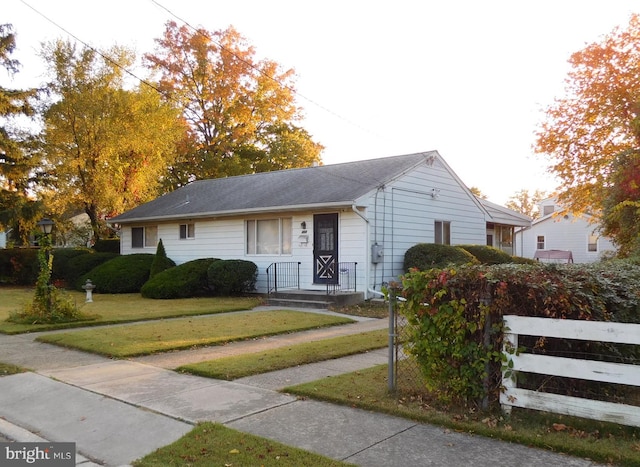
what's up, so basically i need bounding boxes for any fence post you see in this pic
[388,290,396,392]
[480,294,493,411]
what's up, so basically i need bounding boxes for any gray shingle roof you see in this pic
[111,151,438,223]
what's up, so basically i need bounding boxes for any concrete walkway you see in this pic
[0,308,605,466]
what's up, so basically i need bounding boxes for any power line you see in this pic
[151,0,381,139]
[18,0,380,140]
[19,0,165,96]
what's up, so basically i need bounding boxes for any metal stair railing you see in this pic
[266,262,301,295]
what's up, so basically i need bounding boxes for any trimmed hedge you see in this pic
[400,260,640,406]
[141,258,219,299]
[403,243,478,272]
[0,248,39,285]
[458,244,515,264]
[93,238,120,254]
[66,252,118,288]
[51,248,92,284]
[207,259,257,296]
[79,254,155,293]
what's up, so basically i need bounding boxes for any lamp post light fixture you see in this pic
[36,218,55,235]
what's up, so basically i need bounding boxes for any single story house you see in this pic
[110,151,530,298]
[514,197,616,263]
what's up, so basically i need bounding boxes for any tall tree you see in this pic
[601,149,640,257]
[144,22,322,189]
[468,186,487,199]
[40,40,186,241]
[535,13,640,215]
[505,189,548,219]
[0,24,40,245]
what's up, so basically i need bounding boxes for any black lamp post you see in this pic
[35,218,55,315]
[36,218,55,236]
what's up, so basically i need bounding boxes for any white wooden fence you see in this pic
[501,315,640,427]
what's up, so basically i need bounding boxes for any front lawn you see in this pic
[133,422,352,466]
[179,329,388,379]
[37,310,354,357]
[285,364,640,466]
[0,287,261,334]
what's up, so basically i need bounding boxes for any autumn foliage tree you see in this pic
[535,14,640,216]
[602,150,640,256]
[505,189,548,219]
[39,40,186,241]
[144,22,323,189]
[0,24,40,244]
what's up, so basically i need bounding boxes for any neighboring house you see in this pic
[0,230,6,249]
[514,197,616,263]
[111,151,530,298]
[54,212,93,248]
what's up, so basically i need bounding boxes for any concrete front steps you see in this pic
[266,290,364,309]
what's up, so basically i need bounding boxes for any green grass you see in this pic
[284,364,640,467]
[179,329,388,379]
[0,287,261,334]
[329,299,389,318]
[36,310,354,357]
[132,422,352,466]
[0,362,26,376]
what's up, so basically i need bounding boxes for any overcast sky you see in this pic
[4,0,639,204]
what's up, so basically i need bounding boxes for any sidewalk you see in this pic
[0,308,605,466]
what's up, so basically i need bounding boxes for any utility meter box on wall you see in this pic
[371,243,384,263]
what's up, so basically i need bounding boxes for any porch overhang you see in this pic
[109,201,365,225]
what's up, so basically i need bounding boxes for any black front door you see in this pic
[313,213,338,284]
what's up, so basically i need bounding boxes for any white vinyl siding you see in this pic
[516,210,617,263]
[362,158,486,282]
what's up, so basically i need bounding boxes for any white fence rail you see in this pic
[501,315,640,427]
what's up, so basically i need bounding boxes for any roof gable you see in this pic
[112,151,439,223]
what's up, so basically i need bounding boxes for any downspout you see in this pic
[351,204,381,299]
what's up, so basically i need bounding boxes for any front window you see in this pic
[434,221,451,245]
[588,234,598,252]
[132,226,158,248]
[246,218,292,255]
[536,235,545,250]
[179,223,195,239]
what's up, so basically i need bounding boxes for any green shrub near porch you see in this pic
[403,243,478,271]
[141,258,219,299]
[207,259,257,296]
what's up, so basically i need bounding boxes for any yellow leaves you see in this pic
[536,13,640,216]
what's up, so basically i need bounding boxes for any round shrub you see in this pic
[207,259,257,296]
[66,252,118,287]
[52,248,92,284]
[78,254,155,293]
[403,243,478,272]
[458,244,514,264]
[141,258,219,299]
